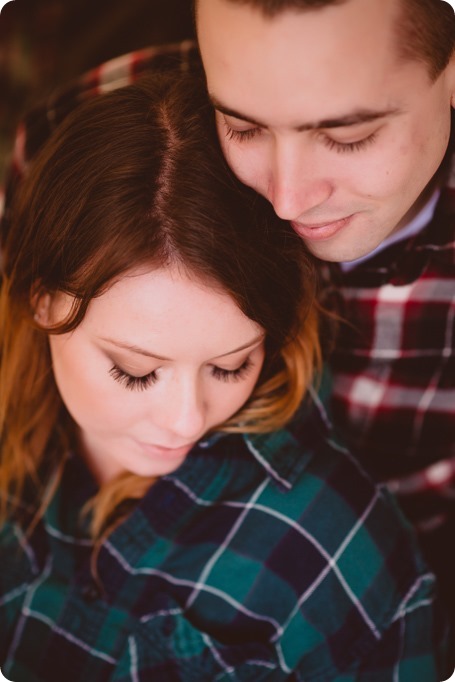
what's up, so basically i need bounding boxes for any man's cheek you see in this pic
[226,147,264,193]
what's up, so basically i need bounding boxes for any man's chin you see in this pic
[304,239,381,264]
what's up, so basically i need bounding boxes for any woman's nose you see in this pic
[161,378,206,443]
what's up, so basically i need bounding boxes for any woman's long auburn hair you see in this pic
[0,71,321,538]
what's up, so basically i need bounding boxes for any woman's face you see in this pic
[45,266,265,483]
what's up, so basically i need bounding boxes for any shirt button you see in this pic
[81,582,102,602]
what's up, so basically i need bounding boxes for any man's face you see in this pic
[197,0,455,262]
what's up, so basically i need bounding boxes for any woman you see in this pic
[0,72,448,681]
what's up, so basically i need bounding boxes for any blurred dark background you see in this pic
[0,0,195,181]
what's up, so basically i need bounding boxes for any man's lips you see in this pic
[291,214,354,241]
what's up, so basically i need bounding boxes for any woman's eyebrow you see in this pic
[99,338,171,360]
[98,333,264,361]
[213,333,265,359]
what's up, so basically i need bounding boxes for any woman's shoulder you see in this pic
[239,381,421,577]
[240,414,430,609]
[149,379,433,643]
[114,411,439,680]
[228,413,438,676]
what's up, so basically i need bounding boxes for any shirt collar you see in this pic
[327,191,453,289]
[340,189,441,273]
[241,374,333,490]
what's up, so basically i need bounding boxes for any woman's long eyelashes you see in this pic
[211,357,253,383]
[110,357,254,391]
[109,365,158,391]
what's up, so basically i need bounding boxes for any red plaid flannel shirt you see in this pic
[1,41,454,537]
[326,183,455,536]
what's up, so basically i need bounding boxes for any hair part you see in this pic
[1,71,322,539]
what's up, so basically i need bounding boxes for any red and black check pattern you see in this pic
[326,189,454,530]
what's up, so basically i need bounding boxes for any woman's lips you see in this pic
[291,214,354,241]
[135,441,193,459]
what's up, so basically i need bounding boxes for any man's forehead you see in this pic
[197,0,400,68]
[198,0,408,123]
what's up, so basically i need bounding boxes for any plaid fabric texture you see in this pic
[0,395,449,681]
[325,182,455,533]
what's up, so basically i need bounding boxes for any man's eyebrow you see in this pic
[99,333,264,361]
[211,96,400,131]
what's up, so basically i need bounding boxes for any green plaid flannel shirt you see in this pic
[0,391,449,681]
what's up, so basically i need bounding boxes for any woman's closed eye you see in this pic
[211,357,253,382]
[109,365,157,391]
[109,357,254,392]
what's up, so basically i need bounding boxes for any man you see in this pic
[195,0,455,645]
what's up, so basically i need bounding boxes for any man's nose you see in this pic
[267,139,333,221]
